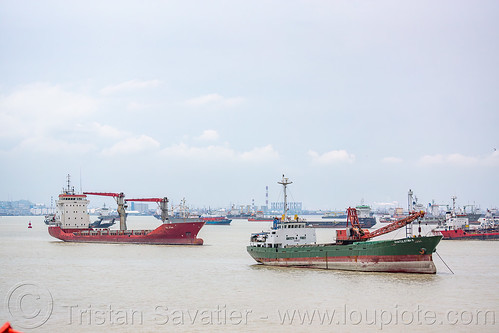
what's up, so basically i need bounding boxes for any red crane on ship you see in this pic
[83,192,172,229]
[83,192,128,230]
[126,197,169,222]
[336,207,426,244]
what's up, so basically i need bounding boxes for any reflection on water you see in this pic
[0,216,498,332]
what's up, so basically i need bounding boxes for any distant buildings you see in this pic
[0,198,306,216]
[270,201,303,214]
[129,202,150,214]
[0,200,35,216]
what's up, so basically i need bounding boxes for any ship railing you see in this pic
[249,242,276,248]
[72,229,153,236]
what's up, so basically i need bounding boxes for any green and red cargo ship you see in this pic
[247,175,442,274]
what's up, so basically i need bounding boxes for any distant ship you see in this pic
[438,226,499,240]
[200,216,232,225]
[306,216,376,229]
[48,175,205,245]
[89,218,116,229]
[247,175,442,274]
[227,213,253,219]
[433,212,499,240]
[311,205,375,228]
[89,203,118,228]
[152,199,231,225]
[321,211,347,219]
[408,191,482,225]
[355,204,377,227]
[248,211,274,222]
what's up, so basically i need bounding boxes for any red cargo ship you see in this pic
[432,212,499,240]
[438,227,499,240]
[47,176,204,245]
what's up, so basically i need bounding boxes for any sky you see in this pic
[1,1,498,211]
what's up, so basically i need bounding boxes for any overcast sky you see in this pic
[1,1,498,210]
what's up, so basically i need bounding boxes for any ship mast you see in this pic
[65,174,75,195]
[451,196,457,216]
[115,193,127,231]
[408,189,414,212]
[278,175,293,220]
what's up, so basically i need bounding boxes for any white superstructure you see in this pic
[250,217,317,248]
[55,175,90,229]
[250,175,316,248]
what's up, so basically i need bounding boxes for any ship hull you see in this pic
[438,229,499,240]
[247,236,442,274]
[204,220,232,225]
[201,217,232,225]
[48,222,205,245]
[322,215,347,219]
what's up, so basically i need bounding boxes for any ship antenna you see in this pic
[451,196,457,217]
[278,175,293,221]
[79,167,83,193]
[66,174,71,194]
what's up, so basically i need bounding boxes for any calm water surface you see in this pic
[1,216,498,332]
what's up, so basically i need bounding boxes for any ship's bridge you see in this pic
[250,218,316,248]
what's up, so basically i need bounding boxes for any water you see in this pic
[1,216,498,332]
